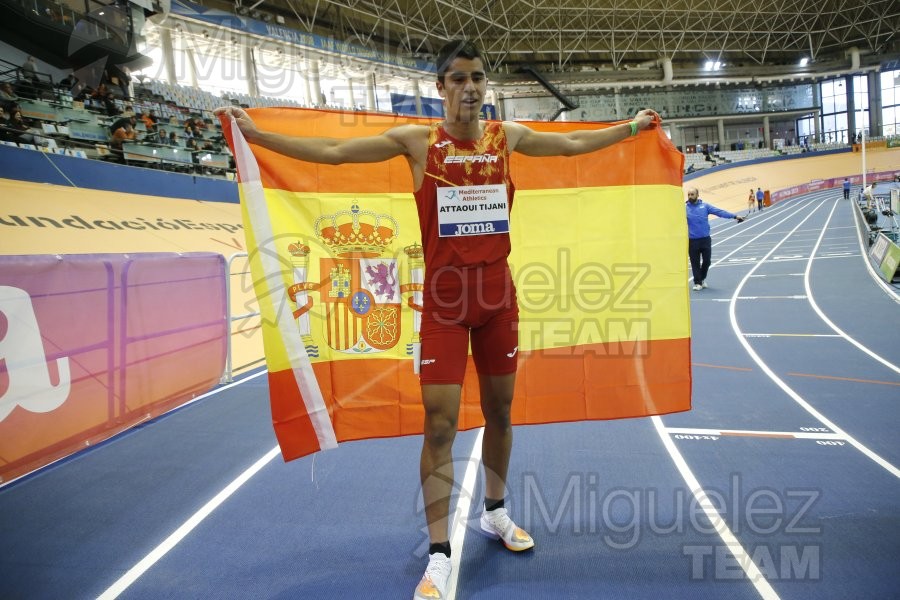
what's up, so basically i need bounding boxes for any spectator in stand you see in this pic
[20,56,38,81]
[182,121,195,140]
[18,56,42,99]
[42,6,61,22]
[109,121,136,162]
[146,127,167,145]
[141,109,159,132]
[114,66,131,99]
[0,105,12,142]
[168,131,179,146]
[58,73,78,93]
[110,115,136,134]
[0,82,18,107]
[90,82,108,101]
[6,108,35,144]
[90,83,120,116]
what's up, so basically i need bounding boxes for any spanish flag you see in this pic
[221,108,690,461]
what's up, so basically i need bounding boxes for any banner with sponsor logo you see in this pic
[769,171,899,204]
[222,107,691,460]
[0,253,227,485]
[0,177,243,254]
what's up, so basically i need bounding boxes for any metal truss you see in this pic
[244,0,900,74]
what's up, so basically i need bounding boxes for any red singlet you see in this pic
[414,122,519,384]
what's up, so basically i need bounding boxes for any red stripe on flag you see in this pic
[220,109,683,193]
[268,371,324,459]
[266,337,690,459]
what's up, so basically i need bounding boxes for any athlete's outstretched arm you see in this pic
[506,108,660,157]
[214,106,414,165]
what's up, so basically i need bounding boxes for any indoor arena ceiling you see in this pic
[226,0,900,80]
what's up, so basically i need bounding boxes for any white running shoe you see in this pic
[413,552,451,600]
[692,284,702,291]
[701,280,708,289]
[480,507,535,551]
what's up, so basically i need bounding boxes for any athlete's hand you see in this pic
[633,108,661,131]
[214,106,260,141]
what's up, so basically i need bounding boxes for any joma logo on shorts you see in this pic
[443,154,498,164]
[454,222,496,235]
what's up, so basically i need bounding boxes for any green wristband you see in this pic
[630,120,638,136]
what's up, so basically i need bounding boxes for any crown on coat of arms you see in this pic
[403,243,424,259]
[313,204,399,258]
[287,242,310,257]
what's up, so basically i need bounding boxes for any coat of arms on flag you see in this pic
[315,203,402,353]
[284,202,425,360]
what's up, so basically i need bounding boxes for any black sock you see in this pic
[485,498,504,512]
[429,542,451,558]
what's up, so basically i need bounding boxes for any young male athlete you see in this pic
[217,39,659,600]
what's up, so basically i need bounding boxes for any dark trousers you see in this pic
[843,188,850,199]
[689,236,712,284]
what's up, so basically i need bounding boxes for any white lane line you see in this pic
[774,255,850,262]
[712,196,819,248]
[742,333,841,338]
[651,417,781,600]
[736,295,807,300]
[688,197,821,283]
[728,199,900,479]
[446,428,485,600]
[665,427,845,440]
[805,199,900,375]
[97,445,282,599]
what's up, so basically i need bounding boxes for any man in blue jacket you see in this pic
[686,188,745,291]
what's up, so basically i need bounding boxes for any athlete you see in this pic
[216,39,659,600]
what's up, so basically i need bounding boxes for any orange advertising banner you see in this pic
[0,253,227,485]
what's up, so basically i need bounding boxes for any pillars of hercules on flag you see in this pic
[403,243,424,372]
[288,242,318,357]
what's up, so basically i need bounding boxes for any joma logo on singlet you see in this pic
[443,154,498,164]
[454,222,496,235]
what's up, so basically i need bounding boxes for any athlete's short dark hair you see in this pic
[435,40,483,82]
